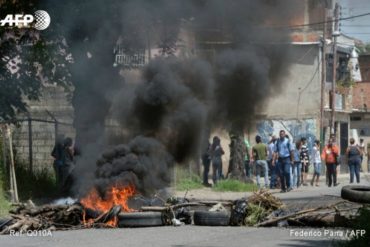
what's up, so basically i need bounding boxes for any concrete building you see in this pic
[186,0,356,174]
[350,53,370,172]
[5,0,362,176]
[255,1,362,174]
[128,0,358,174]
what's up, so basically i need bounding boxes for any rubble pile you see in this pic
[0,202,84,234]
[0,190,364,233]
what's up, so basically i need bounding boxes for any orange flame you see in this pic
[80,185,136,227]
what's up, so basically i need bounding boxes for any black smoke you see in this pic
[43,0,300,196]
[94,136,173,196]
[113,57,213,163]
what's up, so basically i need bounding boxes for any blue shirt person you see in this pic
[273,130,294,192]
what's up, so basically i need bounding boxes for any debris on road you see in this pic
[257,200,363,227]
[248,189,283,211]
[1,202,84,234]
[0,189,366,233]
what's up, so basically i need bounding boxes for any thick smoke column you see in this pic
[94,136,173,196]
[92,57,213,195]
[113,58,213,162]
[45,0,300,196]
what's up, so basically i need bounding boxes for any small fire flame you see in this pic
[80,185,136,227]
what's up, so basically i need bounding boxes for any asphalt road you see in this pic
[0,226,340,247]
[0,173,369,247]
[175,173,370,209]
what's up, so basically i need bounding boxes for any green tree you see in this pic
[0,1,72,121]
[357,42,370,55]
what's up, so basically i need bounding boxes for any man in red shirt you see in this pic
[321,138,339,187]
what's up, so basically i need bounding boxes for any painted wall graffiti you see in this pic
[257,119,318,151]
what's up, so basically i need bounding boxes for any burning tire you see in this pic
[118,212,164,227]
[193,211,230,226]
[341,185,370,203]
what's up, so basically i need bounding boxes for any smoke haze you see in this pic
[44,0,300,196]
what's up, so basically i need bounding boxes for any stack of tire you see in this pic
[118,212,165,227]
[193,211,230,226]
[118,210,231,227]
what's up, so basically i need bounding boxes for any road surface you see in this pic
[0,173,369,247]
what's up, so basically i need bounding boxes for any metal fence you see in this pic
[0,114,74,173]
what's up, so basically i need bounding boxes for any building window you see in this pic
[114,45,146,68]
[359,128,370,136]
[350,116,362,121]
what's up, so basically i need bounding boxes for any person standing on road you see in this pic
[201,141,212,187]
[359,138,366,172]
[330,134,340,185]
[60,137,75,195]
[300,137,310,186]
[268,135,277,189]
[291,140,302,188]
[321,138,339,187]
[51,134,65,191]
[252,135,269,189]
[368,143,370,173]
[346,138,362,184]
[211,136,224,185]
[311,140,321,186]
[273,130,294,193]
[244,137,252,178]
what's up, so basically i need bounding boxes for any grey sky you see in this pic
[338,0,370,43]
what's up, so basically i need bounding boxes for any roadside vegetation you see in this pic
[174,168,203,191]
[174,167,258,192]
[212,179,258,192]
[0,170,11,217]
[0,148,57,208]
[0,142,11,216]
[0,163,57,216]
[14,165,57,201]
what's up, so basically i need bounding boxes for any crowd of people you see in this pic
[51,131,366,194]
[202,130,367,193]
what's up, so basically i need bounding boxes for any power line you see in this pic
[343,33,370,35]
[296,46,315,63]
[272,12,370,29]
[301,60,321,93]
[342,7,370,10]
[341,25,370,27]
[296,60,321,119]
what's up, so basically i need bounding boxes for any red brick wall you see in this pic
[352,82,370,110]
[359,55,370,82]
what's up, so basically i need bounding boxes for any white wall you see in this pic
[262,44,321,120]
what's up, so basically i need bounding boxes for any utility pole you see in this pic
[330,3,340,135]
[320,8,327,148]
[6,125,19,203]
[1,126,7,171]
